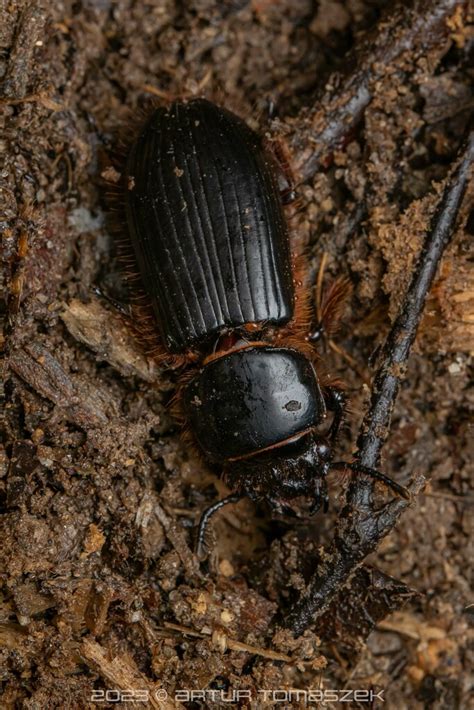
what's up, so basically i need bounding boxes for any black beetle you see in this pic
[121,98,408,555]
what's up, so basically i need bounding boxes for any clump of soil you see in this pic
[1,1,473,708]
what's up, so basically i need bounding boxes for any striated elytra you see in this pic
[125,98,293,354]
[122,98,408,557]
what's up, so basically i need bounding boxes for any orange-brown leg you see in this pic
[309,254,370,384]
[309,252,353,343]
[323,386,347,442]
[264,135,298,204]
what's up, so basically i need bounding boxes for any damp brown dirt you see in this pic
[1,1,473,708]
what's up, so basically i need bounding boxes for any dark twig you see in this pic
[290,0,466,182]
[284,130,474,636]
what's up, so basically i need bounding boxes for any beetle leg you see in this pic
[263,135,297,204]
[310,474,329,514]
[92,284,132,317]
[322,477,329,513]
[279,502,298,518]
[324,386,347,442]
[308,261,370,383]
[267,496,299,518]
[266,496,284,516]
[331,461,410,500]
[308,256,352,343]
[309,484,322,516]
[196,493,242,559]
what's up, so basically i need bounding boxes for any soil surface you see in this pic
[1,1,473,709]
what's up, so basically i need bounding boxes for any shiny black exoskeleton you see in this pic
[124,98,408,555]
[184,347,326,462]
[125,98,292,353]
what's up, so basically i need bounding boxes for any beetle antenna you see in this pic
[196,493,242,559]
[331,461,411,500]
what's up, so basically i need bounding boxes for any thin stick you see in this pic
[163,622,295,663]
[284,130,474,636]
[291,0,465,182]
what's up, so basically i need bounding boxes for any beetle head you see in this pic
[224,430,333,515]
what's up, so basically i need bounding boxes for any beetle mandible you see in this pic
[119,98,408,555]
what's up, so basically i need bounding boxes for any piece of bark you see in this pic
[61,298,158,383]
[8,342,116,430]
[316,566,419,653]
[84,583,114,637]
[81,638,183,710]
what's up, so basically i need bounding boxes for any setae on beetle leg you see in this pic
[331,461,410,500]
[196,493,242,559]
